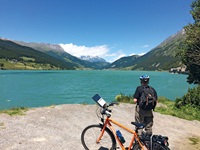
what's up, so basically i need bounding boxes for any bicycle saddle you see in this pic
[131,122,146,129]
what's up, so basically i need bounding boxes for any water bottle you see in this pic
[116,130,125,143]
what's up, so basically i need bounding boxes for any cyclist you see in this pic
[133,74,158,139]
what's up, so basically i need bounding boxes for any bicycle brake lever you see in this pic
[107,109,112,113]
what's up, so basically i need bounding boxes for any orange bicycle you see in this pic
[81,94,170,150]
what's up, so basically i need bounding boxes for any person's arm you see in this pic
[153,87,158,101]
[152,87,158,110]
[133,86,140,104]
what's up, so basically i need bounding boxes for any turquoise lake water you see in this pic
[0,70,194,110]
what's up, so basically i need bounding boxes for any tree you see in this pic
[183,0,200,84]
[0,63,4,69]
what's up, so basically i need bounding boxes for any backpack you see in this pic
[139,86,157,111]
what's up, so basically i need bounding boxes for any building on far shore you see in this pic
[169,65,188,74]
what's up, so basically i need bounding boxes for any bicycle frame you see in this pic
[96,116,145,150]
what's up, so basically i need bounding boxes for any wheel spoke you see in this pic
[81,125,116,150]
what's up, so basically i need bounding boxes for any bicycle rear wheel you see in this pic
[81,124,116,150]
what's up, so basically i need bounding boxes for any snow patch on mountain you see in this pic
[79,56,106,62]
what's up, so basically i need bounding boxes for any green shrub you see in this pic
[115,93,133,103]
[175,85,200,109]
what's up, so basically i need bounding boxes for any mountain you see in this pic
[14,41,109,69]
[14,41,86,68]
[14,41,65,53]
[0,39,75,70]
[79,56,110,69]
[80,56,106,62]
[0,29,186,70]
[107,29,186,71]
[132,29,186,70]
[106,55,140,69]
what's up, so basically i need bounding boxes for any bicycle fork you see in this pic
[96,123,107,144]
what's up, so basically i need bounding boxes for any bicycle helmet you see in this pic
[140,74,150,82]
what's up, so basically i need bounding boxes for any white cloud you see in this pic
[138,52,146,56]
[103,50,126,62]
[129,52,146,56]
[110,54,126,62]
[142,45,150,48]
[59,43,126,63]
[59,43,109,57]
[129,53,136,56]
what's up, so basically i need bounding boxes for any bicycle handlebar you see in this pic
[101,109,112,116]
[108,101,119,106]
[100,102,118,116]
[92,94,118,117]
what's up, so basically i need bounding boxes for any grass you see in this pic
[0,58,60,70]
[155,97,200,121]
[21,56,35,62]
[115,93,134,104]
[115,94,200,121]
[0,107,28,116]
[188,136,200,150]
[0,122,6,129]
[189,137,200,145]
[48,105,56,108]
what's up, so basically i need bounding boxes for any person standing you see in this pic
[133,74,158,138]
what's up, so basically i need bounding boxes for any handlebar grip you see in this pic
[105,110,112,116]
[101,108,112,116]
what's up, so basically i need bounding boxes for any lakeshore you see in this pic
[0,103,200,150]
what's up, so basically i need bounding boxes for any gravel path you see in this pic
[0,104,200,150]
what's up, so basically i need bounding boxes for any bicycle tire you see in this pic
[81,124,116,150]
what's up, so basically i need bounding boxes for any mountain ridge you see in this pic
[13,40,109,69]
[106,29,186,71]
[0,29,185,70]
[0,39,76,70]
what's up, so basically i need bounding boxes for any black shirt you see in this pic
[134,85,158,105]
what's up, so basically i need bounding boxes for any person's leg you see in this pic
[144,116,153,135]
[135,106,144,136]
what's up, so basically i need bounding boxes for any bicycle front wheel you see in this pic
[81,124,116,150]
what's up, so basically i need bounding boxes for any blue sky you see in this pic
[0,0,194,62]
